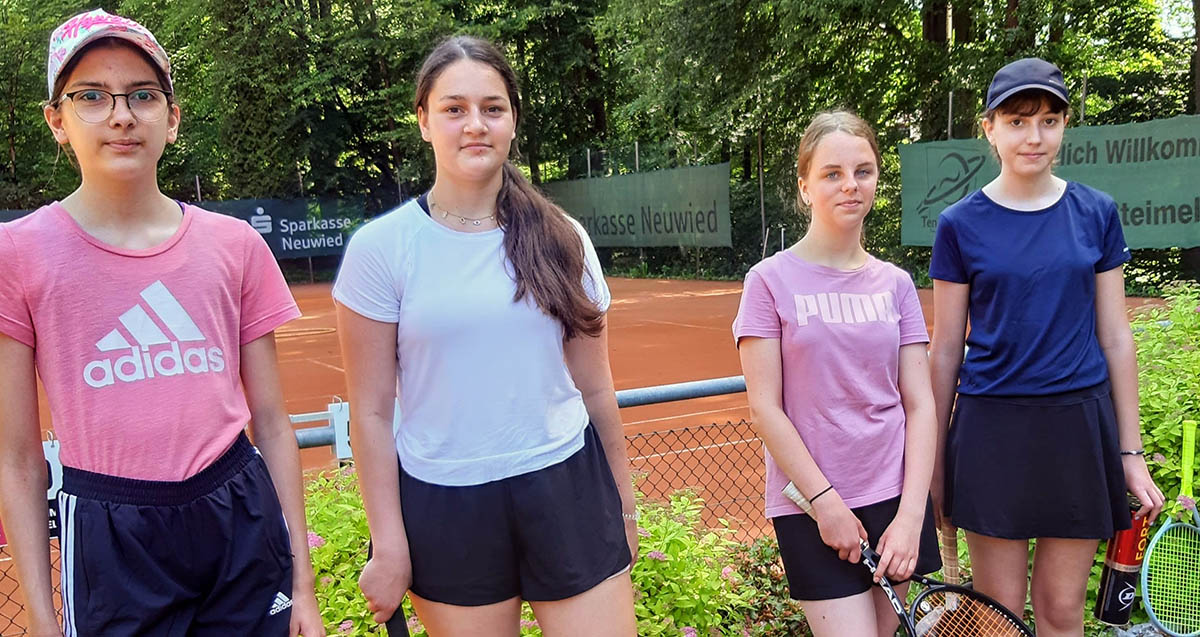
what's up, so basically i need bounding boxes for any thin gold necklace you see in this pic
[428,193,496,227]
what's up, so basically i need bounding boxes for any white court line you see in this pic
[307,358,345,373]
[624,405,749,426]
[630,437,758,461]
[636,318,731,331]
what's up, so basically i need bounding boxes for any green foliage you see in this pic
[632,491,757,636]
[727,536,807,636]
[1131,281,1200,516]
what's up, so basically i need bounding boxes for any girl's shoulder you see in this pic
[1061,181,1117,212]
[348,198,428,245]
[0,204,68,241]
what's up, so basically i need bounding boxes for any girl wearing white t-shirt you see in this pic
[333,36,637,636]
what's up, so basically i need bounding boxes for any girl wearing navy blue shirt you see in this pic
[928,58,1164,636]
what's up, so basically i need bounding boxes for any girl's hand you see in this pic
[359,549,413,625]
[812,490,869,563]
[1123,454,1165,523]
[875,512,922,582]
[289,587,326,636]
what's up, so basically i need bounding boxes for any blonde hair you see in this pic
[795,110,881,214]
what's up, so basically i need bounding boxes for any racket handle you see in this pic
[1183,420,1195,499]
[938,523,960,586]
[385,609,410,636]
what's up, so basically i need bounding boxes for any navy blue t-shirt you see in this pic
[929,181,1130,396]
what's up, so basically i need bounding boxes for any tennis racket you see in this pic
[909,523,966,634]
[858,540,1034,637]
[1142,419,1200,636]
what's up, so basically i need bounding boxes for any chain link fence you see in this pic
[627,419,765,541]
[0,419,764,635]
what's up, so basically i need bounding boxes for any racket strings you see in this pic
[913,591,1028,637]
[1144,525,1200,632]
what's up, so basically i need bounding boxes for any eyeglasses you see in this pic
[59,88,173,124]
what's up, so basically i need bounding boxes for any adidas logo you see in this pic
[82,280,226,388]
[268,592,293,616]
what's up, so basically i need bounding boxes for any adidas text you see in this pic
[84,343,225,388]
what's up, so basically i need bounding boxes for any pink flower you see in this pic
[1180,495,1197,511]
[320,576,333,587]
[1152,453,1167,463]
[520,618,540,628]
[307,531,326,549]
[407,616,424,632]
[682,627,698,637]
[338,620,353,634]
[647,550,668,561]
[341,464,356,477]
[721,566,735,580]
[638,527,651,538]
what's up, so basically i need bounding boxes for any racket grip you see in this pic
[384,609,410,636]
[938,523,960,586]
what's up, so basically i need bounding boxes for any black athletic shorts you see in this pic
[772,494,941,601]
[57,433,293,636]
[397,423,631,606]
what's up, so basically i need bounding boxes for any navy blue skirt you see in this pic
[945,380,1131,540]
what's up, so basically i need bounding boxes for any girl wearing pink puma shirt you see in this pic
[734,110,940,637]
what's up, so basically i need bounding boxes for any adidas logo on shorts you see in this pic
[82,280,226,388]
[268,592,293,616]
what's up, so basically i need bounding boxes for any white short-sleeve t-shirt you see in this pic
[332,198,611,486]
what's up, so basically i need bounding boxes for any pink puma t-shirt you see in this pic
[733,251,929,518]
[0,203,300,480]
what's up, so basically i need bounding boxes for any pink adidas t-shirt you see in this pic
[0,203,300,480]
[733,251,929,518]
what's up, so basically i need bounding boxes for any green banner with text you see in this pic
[900,115,1200,248]
[543,163,732,248]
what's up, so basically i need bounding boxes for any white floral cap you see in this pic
[47,9,172,100]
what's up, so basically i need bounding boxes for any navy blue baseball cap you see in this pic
[986,58,1068,110]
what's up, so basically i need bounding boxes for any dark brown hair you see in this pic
[983,88,1069,121]
[414,35,602,339]
[794,109,881,215]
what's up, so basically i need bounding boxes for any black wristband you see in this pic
[809,484,835,503]
[1120,449,1145,456]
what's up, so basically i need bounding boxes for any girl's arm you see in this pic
[928,279,969,528]
[563,317,638,561]
[739,336,867,563]
[1095,266,1165,521]
[875,342,937,580]
[240,333,325,637]
[0,336,59,635]
[335,304,409,623]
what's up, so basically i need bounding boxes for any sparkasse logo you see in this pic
[83,281,225,388]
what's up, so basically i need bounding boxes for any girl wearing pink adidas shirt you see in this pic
[734,110,940,636]
[0,10,323,636]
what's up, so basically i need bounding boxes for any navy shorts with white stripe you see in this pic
[57,433,294,636]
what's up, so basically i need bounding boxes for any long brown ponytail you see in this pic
[415,36,602,339]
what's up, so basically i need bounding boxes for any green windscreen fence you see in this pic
[543,163,732,248]
[900,114,1200,248]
